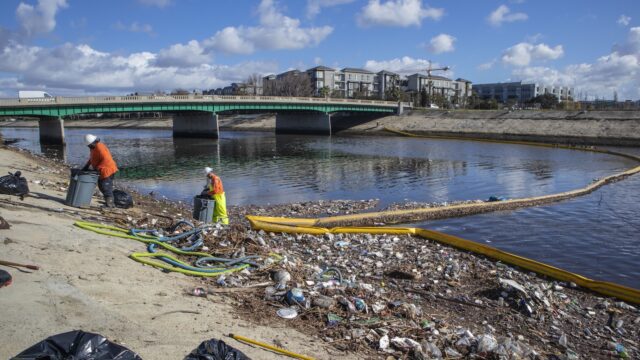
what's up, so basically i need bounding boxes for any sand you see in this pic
[0,146,350,359]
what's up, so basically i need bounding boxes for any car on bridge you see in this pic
[18,91,55,102]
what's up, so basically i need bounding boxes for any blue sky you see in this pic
[0,0,638,99]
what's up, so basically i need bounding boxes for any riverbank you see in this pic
[0,146,342,359]
[0,113,276,132]
[1,145,638,359]
[3,110,639,145]
[345,110,640,146]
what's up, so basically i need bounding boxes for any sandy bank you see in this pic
[343,110,640,146]
[0,146,342,359]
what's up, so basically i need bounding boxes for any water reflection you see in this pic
[1,126,638,287]
[40,143,66,161]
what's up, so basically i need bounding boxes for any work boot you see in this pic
[104,196,115,208]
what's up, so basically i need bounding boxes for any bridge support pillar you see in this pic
[275,112,331,135]
[172,112,219,138]
[39,117,65,145]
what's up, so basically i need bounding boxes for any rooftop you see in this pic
[307,66,335,71]
[342,67,374,74]
[409,73,452,81]
[378,70,400,76]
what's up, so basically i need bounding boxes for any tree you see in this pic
[268,73,313,97]
[384,86,402,101]
[420,87,429,107]
[171,88,190,95]
[528,93,558,109]
[330,89,344,98]
[319,86,330,98]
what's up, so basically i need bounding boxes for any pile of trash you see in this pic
[232,199,379,220]
[193,227,639,359]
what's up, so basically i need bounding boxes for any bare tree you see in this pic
[246,73,260,86]
[276,73,313,97]
[170,88,190,95]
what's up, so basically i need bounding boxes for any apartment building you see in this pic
[474,81,573,104]
[306,66,335,96]
[375,70,401,100]
[406,74,472,104]
[341,68,375,97]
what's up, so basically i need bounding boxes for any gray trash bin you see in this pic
[193,195,215,223]
[65,168,99,208]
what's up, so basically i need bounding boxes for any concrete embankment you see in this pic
[346,110,640,146]
[0,114,277,131]
[2,110,639,146]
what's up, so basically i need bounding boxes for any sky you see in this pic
[0,0,638,100]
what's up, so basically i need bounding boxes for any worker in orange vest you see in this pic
[82,134,118,208]
[204,167,229,224]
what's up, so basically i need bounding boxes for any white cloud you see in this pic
[428,33,456,54]
[0,42,277,93]
[137,0,171,8]
[364,56,449,75]
[307,0,355,18]
[204,0,333,54]
[155,40,210,68]
[357,0,444,28]
[511,27,640,100]
[618,15,631,27]
[0,0,288,94]
[478,59,496,70]
[16,0,68,36]
[487,5,527,27]
[113,21,155,35]
[502,42,564,66]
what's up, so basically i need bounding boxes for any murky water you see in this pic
[1,127,638,288]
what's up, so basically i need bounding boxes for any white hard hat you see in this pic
[84,134,97,146]
[204,167,213,175]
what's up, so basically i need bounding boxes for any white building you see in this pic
[473,81,573,104]
[406,74,472,105]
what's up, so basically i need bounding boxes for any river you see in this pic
[1,127,639,288]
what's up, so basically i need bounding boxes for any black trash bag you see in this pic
[11,330,142,360]
[113,189,134,209]
[184,338,251,360]
[0,171,29,197]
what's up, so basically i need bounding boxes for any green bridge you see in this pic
[0,95,409,144]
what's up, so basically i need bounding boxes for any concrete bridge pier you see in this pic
[172,111,219,138]
[275,112,331,135]
[39,117,65,145]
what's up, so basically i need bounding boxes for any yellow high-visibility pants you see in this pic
[212,192,229,224]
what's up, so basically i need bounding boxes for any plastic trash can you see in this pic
[193,195,215,223]
[65,168,99,208]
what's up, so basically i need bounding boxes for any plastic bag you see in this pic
[184,338,251,360]
[0,171,29,197]
[113,189,134,209]
[11,330,142,360]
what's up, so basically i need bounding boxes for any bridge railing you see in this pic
[0,95,410,108]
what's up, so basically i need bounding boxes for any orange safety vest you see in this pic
[207,173,224,195]
[89,142,118,180]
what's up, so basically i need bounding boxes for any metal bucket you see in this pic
[65,168,99,208]
[193,195,215,223]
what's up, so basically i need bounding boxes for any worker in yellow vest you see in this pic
[204,167,229,224]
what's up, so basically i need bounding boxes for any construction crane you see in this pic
[416,60,450,107]
[423,60,450,77]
